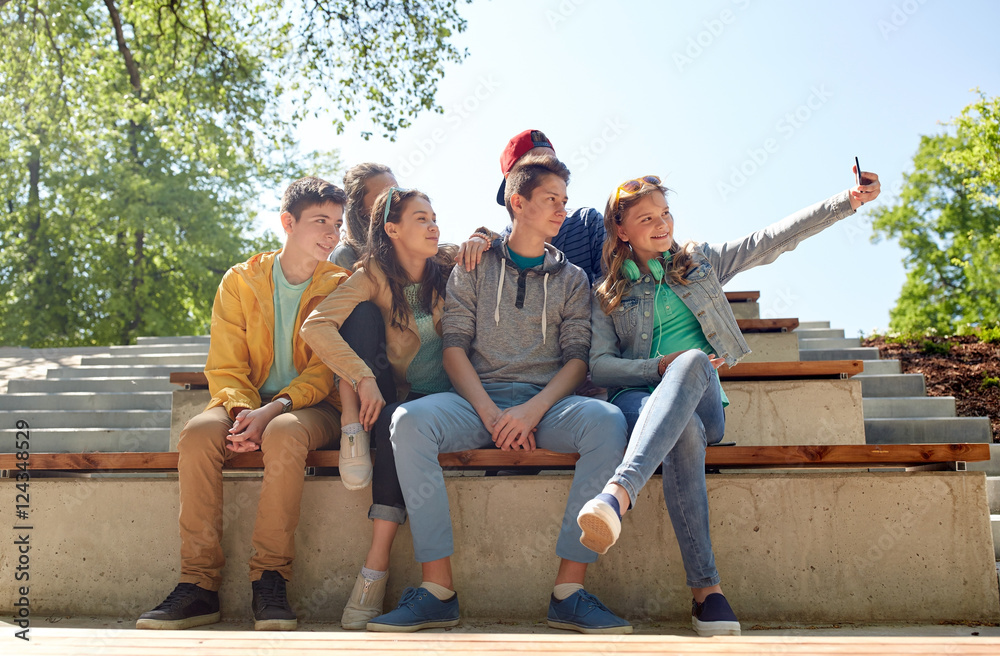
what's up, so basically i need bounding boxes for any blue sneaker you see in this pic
[691,593,741,636]
[546,590,632,634]
[366,587,460,632]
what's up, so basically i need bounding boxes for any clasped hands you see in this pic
[225,402,283,453]
[479,400,544,451]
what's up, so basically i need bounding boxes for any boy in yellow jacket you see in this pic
[137,177,350,631]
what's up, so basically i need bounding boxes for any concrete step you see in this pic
[969,444,1000,476]
[992,515,1000,560]
[794,328,845,340]
[7,377,179,393]
[797,321,831,329]
[862,396,956,419]
[856,360,902,376]
[80,353,207,366]
[47,364,203,379]
[0,409,170,429]
[798,337,862,350]
[858,374,926,397]
[107,343,210,355]
[799,347,881,361]
[0,392,171,411]
[0,427,169,452]
[0,346,113,358]
[135,335,210,345]
[864,417,993,444]
[987,477,1000,513]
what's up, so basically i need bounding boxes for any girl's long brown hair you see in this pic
[594,180,697,315]
[360,188,456,330]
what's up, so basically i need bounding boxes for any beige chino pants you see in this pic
[176,403,340,590]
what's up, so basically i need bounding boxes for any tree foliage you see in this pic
[0,0,470,346]
[942,91,1000,207]
[871,96,1000,334]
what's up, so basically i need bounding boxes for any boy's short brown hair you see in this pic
[504,154,571,219]
[280,176,347,221]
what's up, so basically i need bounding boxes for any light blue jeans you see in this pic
[610,349,724,588]
[390,382,627,564]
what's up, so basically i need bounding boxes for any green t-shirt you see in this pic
[614,282,729,407]
[259,256,310,399]
[508,247,545,270]
[403,284,451,395]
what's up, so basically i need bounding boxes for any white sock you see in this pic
[420,581,456,601]
[553,582,584,601]
[343,422,364,436]
[361,566,386,581]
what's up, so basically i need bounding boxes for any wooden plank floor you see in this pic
[5,628,1000,655]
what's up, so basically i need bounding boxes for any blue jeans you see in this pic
[390,382,627,564]
[611,350,724,588]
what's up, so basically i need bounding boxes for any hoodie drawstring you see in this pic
[494,264,505,327]
[541,272,549,344]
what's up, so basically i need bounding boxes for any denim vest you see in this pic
[590,190,855,398]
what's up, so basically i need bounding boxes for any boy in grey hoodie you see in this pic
[367,155,630,634]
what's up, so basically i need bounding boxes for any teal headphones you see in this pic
[621,251,671,282]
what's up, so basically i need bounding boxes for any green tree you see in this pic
[871,106,1000,333]
[0,0,470,347]
[943,91,1000,206]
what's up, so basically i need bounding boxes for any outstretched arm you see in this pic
[707,167,882,284]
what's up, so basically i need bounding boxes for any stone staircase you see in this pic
[2,317,994,452]
[795,321,994,445]
[0,336,209,453]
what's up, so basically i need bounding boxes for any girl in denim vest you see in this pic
[580,168,880,636]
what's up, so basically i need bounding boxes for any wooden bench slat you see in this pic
[719,360,863,379]
[736,318,800,333]
[725,291,760,302]
[170,371,209,388]
[1,444,987,472]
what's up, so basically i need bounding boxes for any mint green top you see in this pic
[404,284,451,395]
[612,281,729,407]
[508,247,545,270]
[259,256,310,398]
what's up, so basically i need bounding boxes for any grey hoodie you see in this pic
[442,238,592,386]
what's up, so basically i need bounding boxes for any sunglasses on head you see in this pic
[614,175,661,206]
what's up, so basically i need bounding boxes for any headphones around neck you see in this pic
[621,252,671,282]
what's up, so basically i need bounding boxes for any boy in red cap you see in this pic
[458,129,606,283]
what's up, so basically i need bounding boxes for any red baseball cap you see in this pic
[496,129,555,205]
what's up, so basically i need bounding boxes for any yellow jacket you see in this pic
[204,250,350,416]
[301,246,455,402]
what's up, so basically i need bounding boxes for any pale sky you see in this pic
[268,0,1000,337]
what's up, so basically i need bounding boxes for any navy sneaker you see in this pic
[691,593,741,636]
[251,570,297,631]
[366,586,460,632]
[546,590,632,634]
[136,582,220,630]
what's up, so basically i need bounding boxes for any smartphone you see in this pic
[855,156,862,186]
